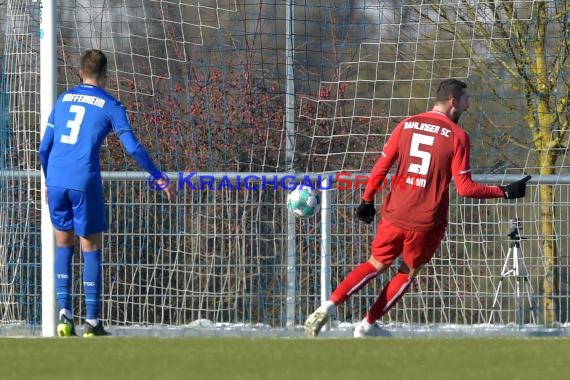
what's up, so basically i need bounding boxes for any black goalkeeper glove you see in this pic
[355,200,376,224]
[501,175,531,199]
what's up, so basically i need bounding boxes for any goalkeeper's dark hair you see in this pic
[435,79,467,103]
[80,49,108,80]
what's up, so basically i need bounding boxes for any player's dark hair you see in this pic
[80,49,108,80]
[435,79,467,103]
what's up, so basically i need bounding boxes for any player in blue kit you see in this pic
[39,49,176,337]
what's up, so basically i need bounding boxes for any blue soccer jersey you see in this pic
[39,84,160,192]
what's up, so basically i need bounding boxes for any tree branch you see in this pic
[548,3,569,88]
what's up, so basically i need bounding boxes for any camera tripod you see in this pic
[488,218,536,327]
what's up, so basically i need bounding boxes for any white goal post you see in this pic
[39,0,58,338]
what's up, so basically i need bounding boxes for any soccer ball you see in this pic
[287,187,320,218]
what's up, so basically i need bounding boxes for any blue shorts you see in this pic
[47,186,107,237]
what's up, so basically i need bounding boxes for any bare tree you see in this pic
[427,0,569,326]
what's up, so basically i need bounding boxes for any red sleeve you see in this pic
[362,123,402,202]
[452,132,504,199]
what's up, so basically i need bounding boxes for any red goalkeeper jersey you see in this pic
[362,110,504,231]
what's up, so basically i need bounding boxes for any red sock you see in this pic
[365,272,413,323]
[330,262,378,305]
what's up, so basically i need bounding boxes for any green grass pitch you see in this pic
[0,337,569,380]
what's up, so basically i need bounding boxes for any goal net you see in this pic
[2,0,568,336]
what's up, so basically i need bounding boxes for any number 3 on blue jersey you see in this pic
[60,104,85,144]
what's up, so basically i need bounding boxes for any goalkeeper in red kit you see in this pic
[304,79,531,338]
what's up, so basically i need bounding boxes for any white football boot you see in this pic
[353,319,385,338]
[304,307,330,337]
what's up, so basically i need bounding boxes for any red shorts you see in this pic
[371,219,446,269]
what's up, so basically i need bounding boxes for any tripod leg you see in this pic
[523,277,536,324]
[513,246,525,327]
[489,278,505,324]
[515,277,523,326]
[500,248,514,277]
[489,247,515,324]
[512,244,536,326]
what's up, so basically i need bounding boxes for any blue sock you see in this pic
[55,246,74,313]
[82,250,102,321]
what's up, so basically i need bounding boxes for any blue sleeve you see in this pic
[107,99,161,175]
[107,100,132,136]
[39,113,55,177]
[118,129,161,175]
